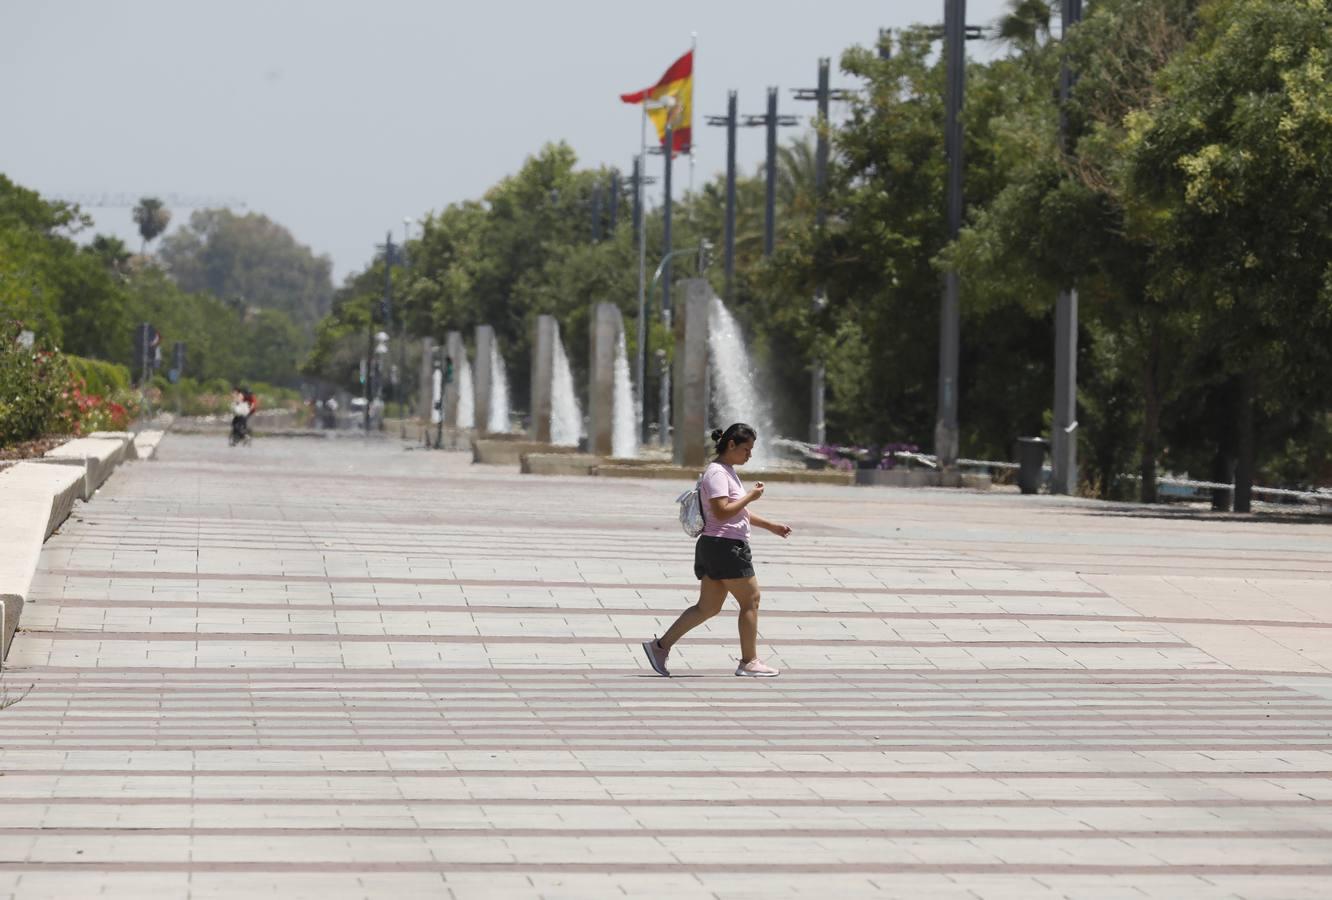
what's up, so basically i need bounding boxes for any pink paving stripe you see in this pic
[20,797,1332,808]
[14,696,1314,707]
[22,630,1191,648]
[0,862,1330,876]
[8,721,1329,736]
[38,598,1332,631]
[11,712,1326,728]
[0,826,1326,840]
[9,716,1324,730]
[61,533,1332,567]
[8,673,1273,688]
[9,665,1290,676]
[11,742,1332,752]
[42,568,1107,598]
[7,686,1289,697]
[5,768,1331,780]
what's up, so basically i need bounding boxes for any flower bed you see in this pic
[1,322,138,449]
[810,441,922,471]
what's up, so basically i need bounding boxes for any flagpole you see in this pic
[688,32,697,198]
[636,104,649,444]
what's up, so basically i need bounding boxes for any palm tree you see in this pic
[131,196,171,254]
[776,134,820,225]
[88,235,132,276]
[998,0,1053,47]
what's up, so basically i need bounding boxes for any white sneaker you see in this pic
[735,658,779,677]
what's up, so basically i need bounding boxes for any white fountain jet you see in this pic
[708,294,776,468]
[612,329,639,458]
[551,330,583,447]
[488,346,511,433]
[457,353,475,430]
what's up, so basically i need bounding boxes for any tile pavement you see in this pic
[1,434,1330,898]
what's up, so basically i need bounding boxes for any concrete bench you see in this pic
[1,461,84,540]
[88,431,139,460]
[473,439,579,466]
[131,430,165,460]
[36,437,127,499]
[0,461,88,663]
[521,453,602,476]
[0,497,45,663]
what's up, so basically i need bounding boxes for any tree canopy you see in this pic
[159,208,334,335]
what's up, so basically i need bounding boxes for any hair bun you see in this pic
[710,429,723,441]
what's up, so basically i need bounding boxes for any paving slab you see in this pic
[1,434,1330,899]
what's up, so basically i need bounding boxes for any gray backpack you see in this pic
[675,477,706,537]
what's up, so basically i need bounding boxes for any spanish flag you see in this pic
[620,50,693,155]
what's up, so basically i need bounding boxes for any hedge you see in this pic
[66,355,130,397]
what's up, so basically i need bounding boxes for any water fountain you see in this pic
[457,353,475,429]
[443,331,465,427]
[590,302,638,458]
[708,294,775,468]
[612,330,638,458]
[488,345,511,433]
[550,330,582,446]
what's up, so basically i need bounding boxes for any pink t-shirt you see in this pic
[699,461,750,541]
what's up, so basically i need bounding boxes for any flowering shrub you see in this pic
[0,322,72,445]
[811,441,922,471]
[878,442,921,470]
[55,378,136,435]
[1,322,140,447]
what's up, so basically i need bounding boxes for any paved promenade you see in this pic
[2,434,1331,899]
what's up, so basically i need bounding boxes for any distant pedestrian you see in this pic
[642,423,792,678]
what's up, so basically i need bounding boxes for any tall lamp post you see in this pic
[743,88,798,258]
[399,217,414,440]
[635,98,670,445]
[794,59,855,446]
[1051,0,1083,495]
[933,1,983,469]
[705,90,739,301]
[373,331,389,433]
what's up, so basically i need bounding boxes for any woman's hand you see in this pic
[748,482,766,502]
[766,521,792,539]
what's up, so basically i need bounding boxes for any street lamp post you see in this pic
[373,330,389,432]
[743,89,798,258]
[1051,0,1084,495]
[705,91,739,301]
[399,217,414,440]
[794,59,856,447]
[935,0,974,470]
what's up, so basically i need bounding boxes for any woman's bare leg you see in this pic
[658,577,728,650]
[726,576,761,662]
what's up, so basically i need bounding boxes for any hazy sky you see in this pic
[5,1,1012,281]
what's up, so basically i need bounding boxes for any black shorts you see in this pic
[694,536,755,581]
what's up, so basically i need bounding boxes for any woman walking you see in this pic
[642,423,792,677]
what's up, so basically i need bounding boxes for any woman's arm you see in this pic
[749,513,792,538]
[707,482,765,520]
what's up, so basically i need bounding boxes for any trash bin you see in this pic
[1016,437,1049,495]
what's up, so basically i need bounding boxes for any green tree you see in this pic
[946,0,1201,499]
[159,208,334,335]
[1125,0,1332,509]
[131,196,171,253]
